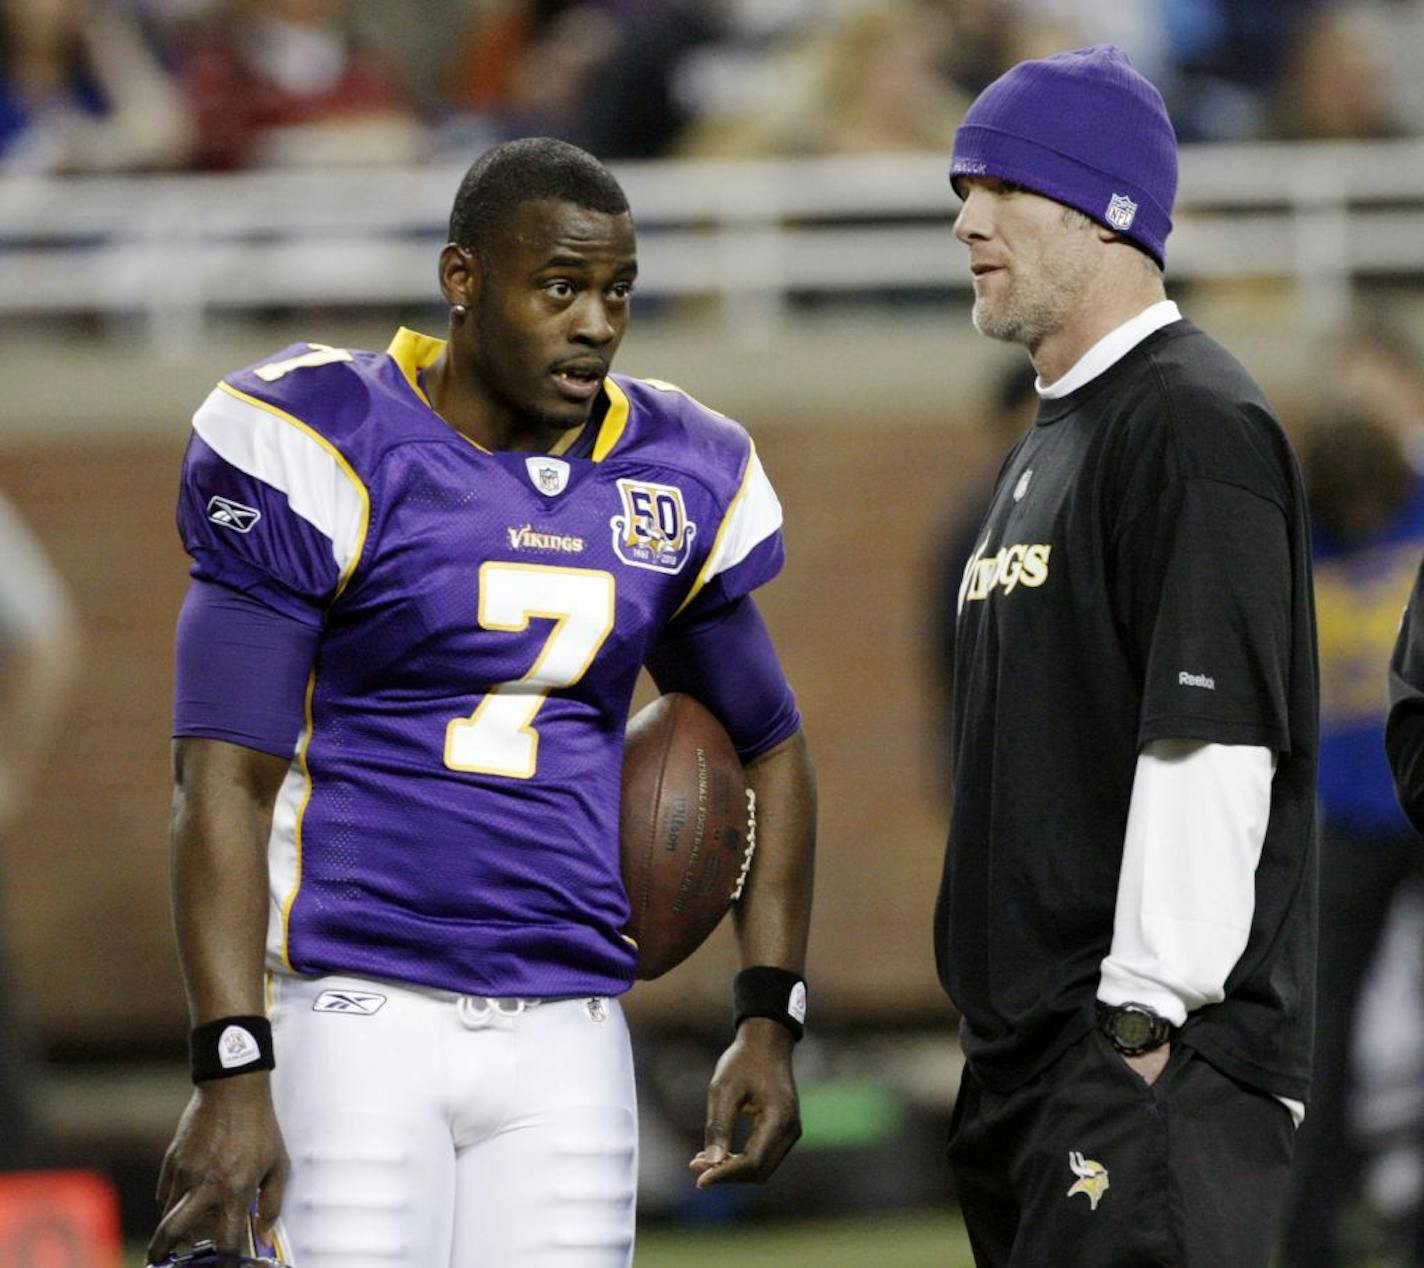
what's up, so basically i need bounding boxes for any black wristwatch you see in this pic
[1096,1001,1174,1056]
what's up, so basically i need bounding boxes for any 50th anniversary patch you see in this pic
[610,479,698,574]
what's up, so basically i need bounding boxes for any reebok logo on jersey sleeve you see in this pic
[1178,671,1216,690]
[207,495,261,533]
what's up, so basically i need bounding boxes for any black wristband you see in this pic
[189,1015,275,1083]
[733,966,807,1042]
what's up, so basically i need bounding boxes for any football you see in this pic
[620,692,756,980]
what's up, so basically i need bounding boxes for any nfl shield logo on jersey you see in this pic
[526,457,570,496]
[1105,193,1137,231]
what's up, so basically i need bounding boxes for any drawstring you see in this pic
[457,996,536,1029]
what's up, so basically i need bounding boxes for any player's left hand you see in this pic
[690,1017,800,1187]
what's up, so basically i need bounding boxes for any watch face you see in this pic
[1113,1010,1155,1049]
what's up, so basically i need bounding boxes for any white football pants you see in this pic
[266,972,638,1268]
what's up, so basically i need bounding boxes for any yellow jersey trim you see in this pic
[386,324,507,455]
[388,326,492,454]
[214,382,372,600]
[592,378,630,461]
[386,326,445,407]
[279,672,319,973]
[549,422,586,457]
[672,439,758,619]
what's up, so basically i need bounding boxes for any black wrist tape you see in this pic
[733,966,807,1042]
[189,1015,275,1083]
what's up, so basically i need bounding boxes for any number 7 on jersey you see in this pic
[444,562,616,779]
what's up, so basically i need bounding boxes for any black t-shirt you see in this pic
[935,320,1318,1102]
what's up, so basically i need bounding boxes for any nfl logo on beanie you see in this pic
[950,45,1177,266]
[1105,194,1138,231]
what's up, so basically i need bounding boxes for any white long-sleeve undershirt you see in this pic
[1097,739,1303,1125]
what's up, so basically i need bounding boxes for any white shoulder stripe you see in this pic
[702,450,783,583]
[192,385,368,579]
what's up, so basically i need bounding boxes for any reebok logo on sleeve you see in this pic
[207,495,261,533]
[1178,671,1216,690]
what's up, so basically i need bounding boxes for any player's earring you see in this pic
[451,303,468,321]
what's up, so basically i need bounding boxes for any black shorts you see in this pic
[947,1030,1294,1267]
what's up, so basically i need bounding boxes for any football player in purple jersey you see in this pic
[147,137,816,1268]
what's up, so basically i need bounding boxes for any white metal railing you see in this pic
[1,140,1422,350]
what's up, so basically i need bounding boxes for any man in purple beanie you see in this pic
[935,45,1318,1266]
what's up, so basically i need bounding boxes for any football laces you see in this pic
[730,787,758,902]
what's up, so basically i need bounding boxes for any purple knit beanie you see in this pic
[950,45,1178,266]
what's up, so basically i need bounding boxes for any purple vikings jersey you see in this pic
[176,329,785,998]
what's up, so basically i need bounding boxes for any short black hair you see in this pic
[447,137,631,252]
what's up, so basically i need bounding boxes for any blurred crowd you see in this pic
[1280,318,1424,1265]
[2,0,1422,177]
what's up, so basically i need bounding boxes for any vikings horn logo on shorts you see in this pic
[610,479,698,574]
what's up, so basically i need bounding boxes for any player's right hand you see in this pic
[149,1073,289,1265]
